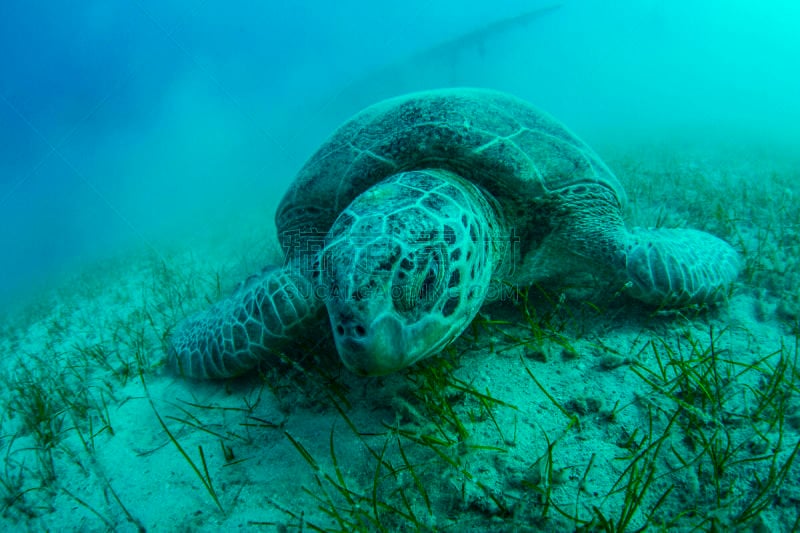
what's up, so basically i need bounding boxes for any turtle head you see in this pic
[319,170,496,376]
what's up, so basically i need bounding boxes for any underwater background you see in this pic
[1,1,799,531]
[2,0,799,313]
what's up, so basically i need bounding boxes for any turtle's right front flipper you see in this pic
[168,266,322,379]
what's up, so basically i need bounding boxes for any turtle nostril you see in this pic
[335,321,366,338]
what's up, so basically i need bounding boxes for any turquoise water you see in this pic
[1,1,799,531]
[2,0,798,311]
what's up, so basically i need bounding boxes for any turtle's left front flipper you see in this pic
[621,228,741,307]
[168,266,322,379]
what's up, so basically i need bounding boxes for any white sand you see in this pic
[1,145,798,532]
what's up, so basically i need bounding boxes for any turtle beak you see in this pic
[329,309,408,376]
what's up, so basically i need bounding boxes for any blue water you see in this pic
[1,0,799,311]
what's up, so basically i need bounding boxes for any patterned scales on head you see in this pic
[168,88,741,379]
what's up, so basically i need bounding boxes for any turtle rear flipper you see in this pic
[169,266,321,379]
[622,228,741,306]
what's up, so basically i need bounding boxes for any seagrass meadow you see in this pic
[1,144,798,531]
[3,2,800,530]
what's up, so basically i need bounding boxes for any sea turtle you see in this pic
[168,88,740,379]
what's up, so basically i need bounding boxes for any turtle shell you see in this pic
[276,88,625,250]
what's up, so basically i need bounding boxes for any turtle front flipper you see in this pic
[168,266,322,379]
[621,228,740,307]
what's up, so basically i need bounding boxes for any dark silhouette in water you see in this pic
[390,4,563,79]
[304,4,564,127]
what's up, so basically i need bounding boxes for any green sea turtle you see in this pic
[168,88,740,378]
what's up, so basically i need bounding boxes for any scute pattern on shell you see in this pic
[276,88,625,250]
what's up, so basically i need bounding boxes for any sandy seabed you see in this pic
[1,145,798,532]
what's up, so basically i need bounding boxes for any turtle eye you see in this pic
[417,248,445,301]
[419,265,438,299]
[393,245,447,313]
[393,253,417,312]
